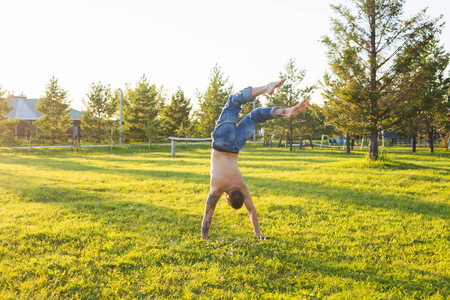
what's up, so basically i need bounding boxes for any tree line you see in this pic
[0,61,330,149]
[1,0,449,160]
[321,0,450,159]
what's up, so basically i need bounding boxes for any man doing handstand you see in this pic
[201,77,308,240]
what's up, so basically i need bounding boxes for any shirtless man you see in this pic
[201,77,309,240]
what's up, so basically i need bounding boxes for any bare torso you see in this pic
[210,149,246,193]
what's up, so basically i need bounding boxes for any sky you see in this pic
[1,0,450,111]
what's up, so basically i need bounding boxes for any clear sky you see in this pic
[1,0,449,110]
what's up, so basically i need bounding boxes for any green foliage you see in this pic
[35,77,72,144]
[81,82,117,144]
[196,64,233,137]
[301,103,334,140]
[160,88,192,138]
[123,75,163,142]
[321,0,444,160]
[175,123,187,138]
[0,145,448,298]
[266,59,313,148]
[395,40,450,152]
[144,122,160,150]
[0,87,19,146]
[188,118,202,138]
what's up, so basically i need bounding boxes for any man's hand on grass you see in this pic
[254,233,269,239]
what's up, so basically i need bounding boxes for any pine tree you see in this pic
[160,88,192,138]
[297,103,331,149]
[81,82,116,144]
[36,77,72,144]
[176,123,192,148]
[123,75,163,141]
[144,122,159,150]
[0,87,19,146]
[321,0,443,160]
[410,42,449,153]
[188,118,202,138]
[395,40,449,152]
[196,65,233,137]
[266,59,313,151]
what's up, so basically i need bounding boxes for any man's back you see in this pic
[210,150,245,193]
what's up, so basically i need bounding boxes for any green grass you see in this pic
[0,144,449,299]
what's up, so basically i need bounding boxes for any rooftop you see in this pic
[8,97,82,121]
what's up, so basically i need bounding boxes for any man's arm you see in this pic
[201,190,222,240]
[241,185,268,239]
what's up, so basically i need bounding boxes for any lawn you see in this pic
[0,144,449,299]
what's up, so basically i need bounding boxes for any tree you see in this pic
[160,88,192,138]
[188,118,202,138]
[321,0,443,160]
[266,59,313,151]
[321,76,365,153]
[439,107,450,149]
[0,87,19,146]
[144,122,160,150]
[396,40,450,153]
[123,75,163,141]
[196,64,233,137]
[36,77,72,144]
[176,122,192,148]
[414,43,449,153]
[80,82,116,144]
[296,103,332,149]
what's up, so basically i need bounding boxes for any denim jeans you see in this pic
[211,87,280,153]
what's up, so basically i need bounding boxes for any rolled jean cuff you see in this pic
[270,106,281,119]
[242,87,255,104]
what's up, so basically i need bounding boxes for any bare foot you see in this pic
[277,99,309,119]
[266,78,287,95]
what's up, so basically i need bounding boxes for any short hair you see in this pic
[228,189,244,209]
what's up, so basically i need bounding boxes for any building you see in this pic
[8,97,83,139]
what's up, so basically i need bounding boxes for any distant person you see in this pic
[201,78,308,240]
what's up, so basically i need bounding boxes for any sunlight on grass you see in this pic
[0,144,449,298]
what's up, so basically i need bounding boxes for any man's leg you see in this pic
[250,78,286,98]
[216,88,253,126]
[211,87,256,151]
[214,77,288,127]
[234,99,309,150]
[251,77,309,119]
[213,77,307,151]
[234,107,280,149]
[273,99,309,119]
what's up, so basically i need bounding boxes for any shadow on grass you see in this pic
[1,150,449,220]
[0,154,211,180]
[251,175,450,219]
[6,182,202,243]
[1,150,449,297]
[383,160,450,173]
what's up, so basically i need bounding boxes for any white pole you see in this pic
[253,100,256,143]
[171,139,175,157]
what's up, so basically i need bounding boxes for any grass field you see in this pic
[0,144,449,299]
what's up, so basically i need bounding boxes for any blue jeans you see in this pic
[211,87,280,153]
